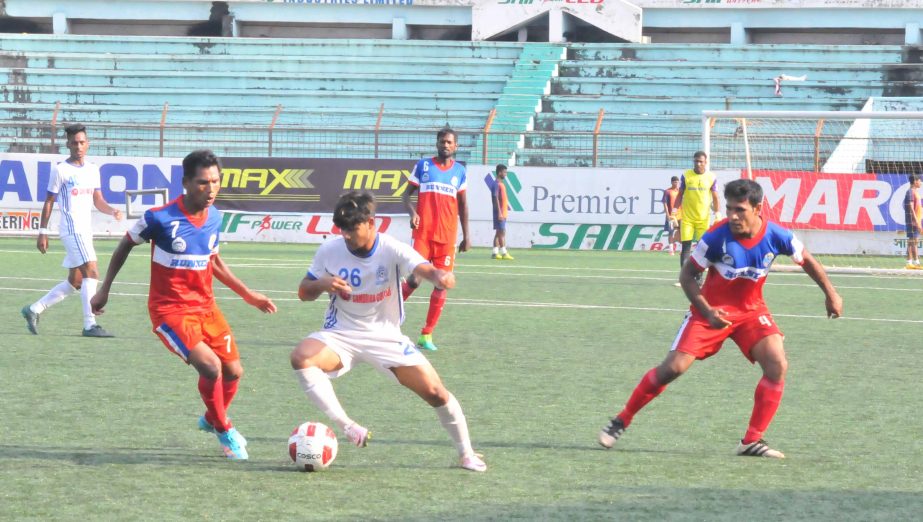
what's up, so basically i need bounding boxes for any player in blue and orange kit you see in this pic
[401,127,469,351]
[662,175,681,255]
[598,179,842,458]
[91,150,277,461]
[903,174,922,269]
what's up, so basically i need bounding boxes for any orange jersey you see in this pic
[494,181,509,220]
[409,157,467,244]
[663,187,680,216]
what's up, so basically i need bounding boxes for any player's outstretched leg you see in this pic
[293,363,369,448]
[434,393,486,472]
[599,368,667,448]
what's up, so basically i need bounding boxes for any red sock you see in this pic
[198,375,230,432]
[222,377,239,410]
[421,288,447,335]
[401,280,415,302]
[617,368,667,427]
[743,377,784,444]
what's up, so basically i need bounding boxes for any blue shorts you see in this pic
[907,224,920,239]
[493,218,506,232]
[664,217,676,233]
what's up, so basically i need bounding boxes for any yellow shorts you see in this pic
[680,219,709,242]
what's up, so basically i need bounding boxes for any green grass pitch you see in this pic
[1,237,921,520]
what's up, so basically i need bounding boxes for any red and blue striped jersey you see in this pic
[690,218,804,315]
[408,157,467,244]
[127,197,221,317]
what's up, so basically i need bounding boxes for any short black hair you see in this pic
[724,179,763,207]
[496,164,507,173]
[437,127,458,142]
[670,175,679,182]
[909,174,920,184]
[65,124,87,138]
[693,151,707,160]
[182,149,221,181]
[333,191,376,231]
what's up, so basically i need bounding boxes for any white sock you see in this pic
[499,247,507,255]
[492,247,499,255]
[81,278,99,329]
[435,394,474,458]
[33,280,77,314]
[294,367,353,431]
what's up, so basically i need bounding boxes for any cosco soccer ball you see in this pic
[288,421,338,472]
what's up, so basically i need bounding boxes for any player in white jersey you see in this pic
[22,124,123,338]
[290,191,487,472]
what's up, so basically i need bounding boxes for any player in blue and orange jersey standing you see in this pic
[599,179,842,458]
[91,150,277,461]
[490,164,514,260]
[676,152,721,282]
[401,127,469,351]
[662,175,682,255]
[903,173,922,269]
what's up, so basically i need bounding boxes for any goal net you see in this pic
[703,109,923,273]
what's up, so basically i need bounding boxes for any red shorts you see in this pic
[151,306,239,364]
[412,239,455,270]
[671,309,782,363]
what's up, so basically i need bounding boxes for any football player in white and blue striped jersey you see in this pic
[290,191,486,472]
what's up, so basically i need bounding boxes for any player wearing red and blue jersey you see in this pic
[92,150,276,461]
[599,179,843,458]
[401,127,469,351]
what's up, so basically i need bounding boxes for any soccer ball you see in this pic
[288,421,338,472]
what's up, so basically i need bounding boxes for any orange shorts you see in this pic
[671,309,782,363]
[151,306,239,364]
[412,239,455,270]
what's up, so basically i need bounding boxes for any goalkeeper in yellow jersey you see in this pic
[675,151,721,284]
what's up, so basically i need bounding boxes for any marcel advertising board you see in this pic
[752,169,918,256]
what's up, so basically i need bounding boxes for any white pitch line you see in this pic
[3,285,920,324]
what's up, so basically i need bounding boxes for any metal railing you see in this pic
[1,103,706,168]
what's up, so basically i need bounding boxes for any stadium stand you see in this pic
[0,34,921,169]
[519,43,922,168]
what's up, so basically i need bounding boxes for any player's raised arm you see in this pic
[798,249,843,319]
[412,262,456,291]
[91,234,138,314]
[212,254,276,313]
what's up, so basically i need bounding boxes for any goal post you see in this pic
[125,188,169,219]
[702,109,923,271]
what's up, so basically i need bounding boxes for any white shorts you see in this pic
[60,233,97,269]
[307,329,430,382]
